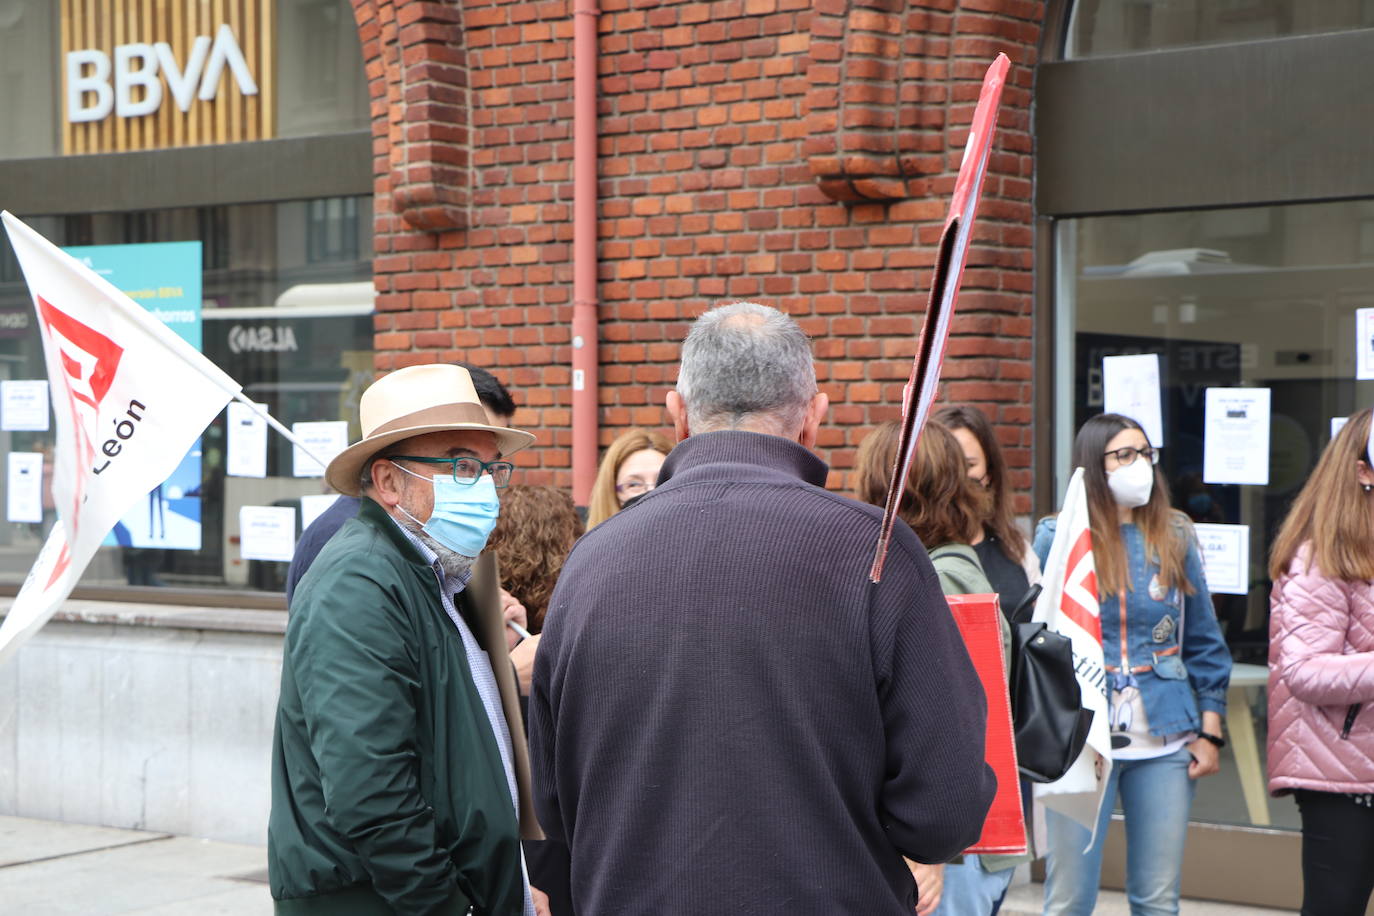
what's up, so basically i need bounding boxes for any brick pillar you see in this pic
[355,0,1043,505]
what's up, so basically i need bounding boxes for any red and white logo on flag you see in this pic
[1033,467,1113,849]
[0,211,240,665]
[1057,527,1100,642]
[37,296,127,576]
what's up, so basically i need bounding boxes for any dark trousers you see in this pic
[1295,789,1374,916]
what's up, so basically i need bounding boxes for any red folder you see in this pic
[945,593,1027,855]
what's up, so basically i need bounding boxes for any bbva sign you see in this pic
[66,24,258,123]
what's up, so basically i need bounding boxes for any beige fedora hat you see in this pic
[325,364,535,496]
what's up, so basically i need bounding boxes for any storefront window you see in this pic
[1056,199,1374,831]
[1067,0,1374,58]
[0,195,373,593]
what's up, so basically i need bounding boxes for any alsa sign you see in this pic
[66,24,258,123]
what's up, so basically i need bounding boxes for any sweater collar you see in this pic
[658,430,829,488]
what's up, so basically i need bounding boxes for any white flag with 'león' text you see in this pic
[0,212,240,664]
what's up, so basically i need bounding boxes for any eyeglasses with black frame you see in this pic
[390,455,515,488]
[1102,446,1159,467]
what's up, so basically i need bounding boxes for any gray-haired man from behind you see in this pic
[529,302,996,915]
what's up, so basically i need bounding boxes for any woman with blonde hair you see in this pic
[1037,413,1230,916]
[586,427,673,528]
[1268,408,1374,916]
[855,419,1008,916]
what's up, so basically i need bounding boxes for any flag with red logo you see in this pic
[1031,467,1113,848]
[0,212,240,664]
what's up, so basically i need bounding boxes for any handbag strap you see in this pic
[1010,582,1042,625]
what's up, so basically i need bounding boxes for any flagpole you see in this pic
[230,392,330,472]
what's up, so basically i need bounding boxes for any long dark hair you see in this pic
[935,404,1028,563]
[1072,413,1191,597]
[854,420,991,548]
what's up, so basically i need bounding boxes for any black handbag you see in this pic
[1007,584,1095,783]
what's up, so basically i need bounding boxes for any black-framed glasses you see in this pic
[390,455,514,488]
[1103,446,1158,467]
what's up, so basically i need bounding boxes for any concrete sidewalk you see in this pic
[0,816,271,915]
[1,815,1299,915]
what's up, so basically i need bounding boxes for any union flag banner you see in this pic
[870,53,1010,581]
[1031,467,1112,849]
[0,212,240,665]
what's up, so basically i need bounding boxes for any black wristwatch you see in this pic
[1198,731,1226,749]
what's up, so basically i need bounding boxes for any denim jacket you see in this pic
[1033,518,1231,735]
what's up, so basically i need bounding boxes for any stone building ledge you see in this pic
[0,599,287,636]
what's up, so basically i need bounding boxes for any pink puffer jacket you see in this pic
[1268,547,1374,795]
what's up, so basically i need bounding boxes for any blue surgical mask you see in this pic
[394,464,501,556]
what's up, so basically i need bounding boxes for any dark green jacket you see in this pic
[269,498,525,915]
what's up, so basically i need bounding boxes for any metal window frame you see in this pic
[1036,29,1374,217]
[1031,5,1374,905]
[1032,19,1374,519]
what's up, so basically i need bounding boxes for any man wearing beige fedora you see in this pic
[268,364,546,916]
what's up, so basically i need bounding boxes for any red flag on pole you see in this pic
[870,54,1010,582]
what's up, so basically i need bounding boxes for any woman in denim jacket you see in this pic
[1036,414,1231,916]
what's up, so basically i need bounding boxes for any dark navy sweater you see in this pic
[529,431,996,915]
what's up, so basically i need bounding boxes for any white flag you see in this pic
[0,212,240,664]
[1032,467,1113,849]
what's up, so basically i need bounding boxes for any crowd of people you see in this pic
[266,301,1374,916]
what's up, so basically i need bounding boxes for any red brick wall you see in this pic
[354,0,1043,509]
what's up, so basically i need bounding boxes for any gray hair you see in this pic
[675,302,818,434]
[359,440,414,493]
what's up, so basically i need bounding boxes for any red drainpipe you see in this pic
[571,0,600,507]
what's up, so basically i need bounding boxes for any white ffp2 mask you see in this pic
[1107,458,1154,509]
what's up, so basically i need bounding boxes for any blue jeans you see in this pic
[1043,747,1196,916]
[930,856,1015,916]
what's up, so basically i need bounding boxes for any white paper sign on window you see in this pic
[300,494,339,531]
[1357,308,1374,381]
[1203,388,1271,486]
[6,452,44,523]
[291,421,350,478]
[226,401,269,478]
[1102,353,1164,448]
[1,380,51,432]
[239,505,296,562]
[1192,523,1249,596]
